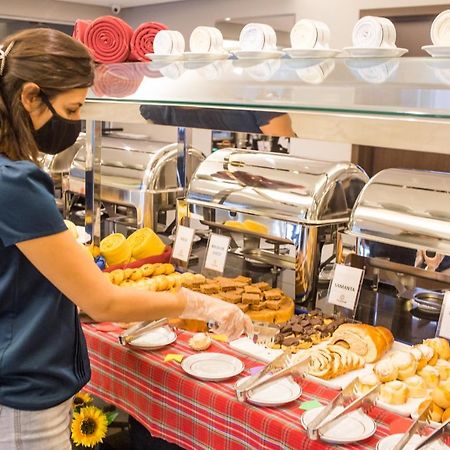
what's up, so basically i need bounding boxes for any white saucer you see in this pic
[235,375,301,407]
[183,51,229,61]
[146,53,184,62]
[283,47,340,59]
[301,406,377,444]
[376,433,448,450]
[233,50,285,60]
[422,45,450,57]
[181,352,244,381]
[343,47,408,58]
[128,326,177,350]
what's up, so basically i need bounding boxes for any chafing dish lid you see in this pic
[186,149,368,223]
[348,168,450,255]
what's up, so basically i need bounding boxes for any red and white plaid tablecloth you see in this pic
[82,324,405,450]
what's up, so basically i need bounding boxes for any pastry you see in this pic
[126,227,165,260]
[242,293,260,305]
[442,407,450,423]
[374,358,398,383]
[330,323,392,363]
[409,347,427,371]
[140,264,154,277]
[357,371,380,394]
[100,233,131,266]
[418,400,444,423]
[424,338,450,361]
[435,359,450,380]
[376,326,394,349]
[418,365,440,389]
[432,381,450,409]
[390,351,418,380]
[379,380,408,405]
[404,375,427,398]
[188,333,212,351]
[415,344,438,366]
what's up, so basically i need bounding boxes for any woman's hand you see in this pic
[178,287,254,341]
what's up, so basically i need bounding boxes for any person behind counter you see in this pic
[0,29,252,450]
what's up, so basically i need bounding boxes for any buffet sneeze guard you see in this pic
[66,134,204,233]
[345,168,450,314]
[185,148,368,303]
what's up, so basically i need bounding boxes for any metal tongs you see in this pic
[392,400,433,450]
[235,350,310,402]
[118,318,168,346]
[413,416,450,450]
[306,378,381,440]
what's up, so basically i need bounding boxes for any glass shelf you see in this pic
[86,57,450,119]
[83,57,450,154]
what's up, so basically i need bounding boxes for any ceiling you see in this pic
[57,0,187,8]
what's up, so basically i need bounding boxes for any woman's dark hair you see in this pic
[0,28,95,163]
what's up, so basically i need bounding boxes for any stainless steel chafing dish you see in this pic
[185,148,368,302]
[346,168,450,315]
[66,134,204,232]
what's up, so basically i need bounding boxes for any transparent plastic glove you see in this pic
[178,287,254,341]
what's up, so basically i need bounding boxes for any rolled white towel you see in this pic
[190,26,224,53]
[431,10,450,46]
[239,23,277,51]
[352,16,396,48]
[153,30,185,55]
[290,19,330,49]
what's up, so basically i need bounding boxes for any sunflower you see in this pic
[73,391,93,408]
[71,406,108,448]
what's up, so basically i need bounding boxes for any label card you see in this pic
[437,291,450,340]
[172,225,195,263]
[327,264,365,312]
[204,233,231,275]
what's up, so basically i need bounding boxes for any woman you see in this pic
[0,28,252,449]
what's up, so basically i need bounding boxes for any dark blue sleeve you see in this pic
[0,161,67,247]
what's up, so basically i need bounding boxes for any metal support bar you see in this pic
[85,120,102,245]
[176,127,192,193]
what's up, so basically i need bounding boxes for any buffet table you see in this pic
[82,323,404,450]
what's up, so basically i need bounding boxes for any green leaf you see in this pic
[105,411,119,426]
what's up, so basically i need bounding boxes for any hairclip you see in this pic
[0,41,15,76]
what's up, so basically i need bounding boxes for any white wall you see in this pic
[0,0,109,25]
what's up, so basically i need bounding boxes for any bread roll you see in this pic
[415,344,438,366]
[390,351,418,380]
[380,380,408,405]
[418,365,440,389]
[436,359,450,381]
[410,347,427,371]
[376,326,394,348]
[424,338,450,361]
[432,381,450,409]
[330,323,391,363]
[357,371,379,394]
[374,358,398,382]
[404,375,427,398]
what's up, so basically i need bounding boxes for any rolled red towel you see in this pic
[129,21,168,62]
[85,15,133,63]
[92,63,144,98]
[72,19,92,44]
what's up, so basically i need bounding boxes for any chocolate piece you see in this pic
[292,324,303,334]
[282,337,299,346]
[274,334,283,345]
[310,317,322,326]
[280,325,292,334]
[300,319,310,327]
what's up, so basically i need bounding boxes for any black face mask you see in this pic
[33,92,82,155]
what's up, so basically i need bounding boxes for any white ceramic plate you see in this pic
[422,45,450,57]
[229,337,283,363]
[183,51,229,61]
[181,352,244,381]
[146,53,184,62]
[377,433,448,450]
[301,406,377,444]
[283,47,340,59]
[128,326,177,350]
[343,47,408,58]
[377,395,425,418]
[235,375,301,406]
[233,50,285,60]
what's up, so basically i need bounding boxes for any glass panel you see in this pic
[86,57,450,119]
